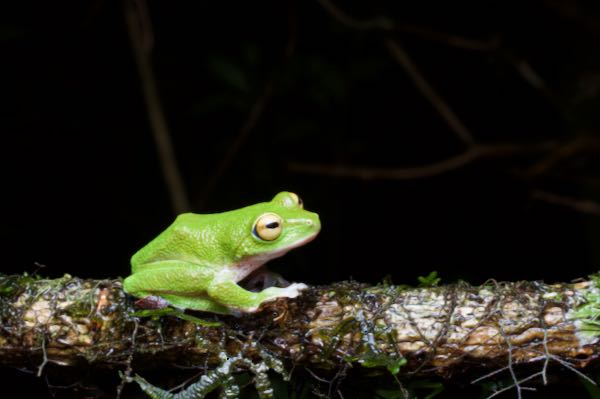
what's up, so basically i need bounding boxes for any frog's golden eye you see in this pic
[253,213,283,241]
[289,192,303,209]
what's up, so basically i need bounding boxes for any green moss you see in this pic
[417,271,441,288]
[0,273,38,297]
[570,274,600,338]
[360,352,407,376]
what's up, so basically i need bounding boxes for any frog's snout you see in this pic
[287,212,321,234]
[306,214,321,233]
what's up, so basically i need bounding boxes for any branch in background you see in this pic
[511,57,548,92]
[124,0,190,214]
[289,149,478,180]
[396,23,500,51]
[316,0,394,30]
[318,0,475,147]
[315,0,600,222]
[522,137,600,178]
[289,142,556,180]
[384,39,475,147]
[532,190,600,217]
[318,0,499,52]
[316,0,562,144]
[197,0,299,208]
[197,79,275,208]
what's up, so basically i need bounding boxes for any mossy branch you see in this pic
[1,273,600,395]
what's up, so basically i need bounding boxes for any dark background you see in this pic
[2,0,600,398]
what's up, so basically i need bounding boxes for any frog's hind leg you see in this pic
[123,261,229,314]
[159,294,229,314]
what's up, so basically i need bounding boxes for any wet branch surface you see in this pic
[0,274,599,391]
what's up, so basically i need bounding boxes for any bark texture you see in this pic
[0,274,598,380]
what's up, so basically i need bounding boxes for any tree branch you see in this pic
[2,273,600,390]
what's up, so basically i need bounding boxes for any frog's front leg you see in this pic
[207,279,308,313]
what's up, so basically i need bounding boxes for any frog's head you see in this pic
[230,192,320,270]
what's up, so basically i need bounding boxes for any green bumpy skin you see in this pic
[123,192,320,314]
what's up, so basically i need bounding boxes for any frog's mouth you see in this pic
[234,231,319,281]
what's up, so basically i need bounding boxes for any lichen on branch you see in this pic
[0,273,599,397]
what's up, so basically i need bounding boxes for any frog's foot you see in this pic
[245,283,308,313]
[134,295,170,310]
[130,295,222,327]
[265,282,308,299]
[282,282,308,297]
[132,306,221,327]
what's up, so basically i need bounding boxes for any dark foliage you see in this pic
[2,1,600,397]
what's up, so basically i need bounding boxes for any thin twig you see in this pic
[498,325,523,399]
[36,336,47,377]
[288,149,476,180]
[538,290,553,387]
[471,365,510,384]
[116,319,139,399]
[316,0,549,98]
[318,0,498,51]
[384,39,475,146]
[471,293,539,399]
[197,0,298,208]
[198,79,275,207]
[528,349,598,387]
[532,190,600,217]
[397,23,500,51]
[547,353,597,386]
[523,138,600,178]
[317,0,476,146]
[124,0,190,214]
[289,142,556,180]
[485,371,541,399]
[166,370,206,393]
[316,0,395,31]
[305,367,332,384]
[512,58,547,92]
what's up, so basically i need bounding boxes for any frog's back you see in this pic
[131,213,218,272]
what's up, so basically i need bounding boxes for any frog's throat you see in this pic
[233,232,318,281]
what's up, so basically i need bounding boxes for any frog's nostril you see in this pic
[309,218,321,230]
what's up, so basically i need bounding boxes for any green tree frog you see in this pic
[123,192,320,315]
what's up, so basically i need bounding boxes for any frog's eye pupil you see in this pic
[254,213,283,241]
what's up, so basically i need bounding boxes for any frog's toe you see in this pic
[281,282,309,298]
[228,308,247,317]
[134,295,170,309]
